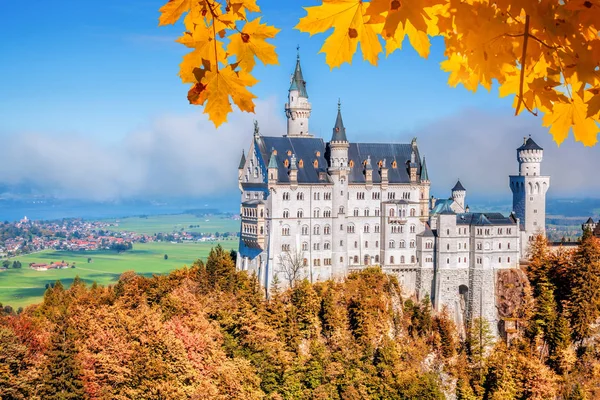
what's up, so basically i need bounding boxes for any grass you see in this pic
[0,240,238,309]
[103,214,239,235]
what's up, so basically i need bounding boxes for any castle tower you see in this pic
[285,49,312,137]
[451,180,466,212]
[509,136,550,258]
[329,100,350,280]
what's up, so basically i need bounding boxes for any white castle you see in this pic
[236,54,550,331]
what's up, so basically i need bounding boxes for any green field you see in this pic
[0,240,237,309]
[103,214,239,235]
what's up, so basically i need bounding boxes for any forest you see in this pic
[1,232,600,399]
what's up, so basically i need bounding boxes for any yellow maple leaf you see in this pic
[177,24,226,83]
[227,17,280,72]
[189,64,258,127]
[542,94,600,146]
[587,91,600,118]
[159,0,191,26]
[295,0,383,68]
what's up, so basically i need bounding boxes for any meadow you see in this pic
[103,214,239,235]
[0,240,237,309]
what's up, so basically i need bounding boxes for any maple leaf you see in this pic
[227,17,280,72]
[587,91,600,118]
[542,94,600,146]
[295,0,383,68]
[177,24,226,83]
[190,63,258,127]
[159,0,191,26]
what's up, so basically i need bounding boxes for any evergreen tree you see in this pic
[568,230,600,343]
[206,244,236,291]
[38,314,87,400]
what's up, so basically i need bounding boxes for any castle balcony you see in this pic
[388,217,408,225]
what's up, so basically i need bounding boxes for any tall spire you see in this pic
[238,150,246,170]
[421,157,429,181]
[289,48,308,98]
[331,99,347,142]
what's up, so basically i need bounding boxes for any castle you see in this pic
[236,54,550,332]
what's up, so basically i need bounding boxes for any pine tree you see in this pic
[568,230,600,343]
[38,314,87,400]
[206,244,237,291]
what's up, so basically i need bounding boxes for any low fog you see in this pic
[0,103,597,201]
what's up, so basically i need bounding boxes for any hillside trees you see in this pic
[158,0,600,145]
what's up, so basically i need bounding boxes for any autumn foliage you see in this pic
[2,241,600,398]
[159,0,600,146]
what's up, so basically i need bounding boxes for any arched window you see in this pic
[410,225,416,233]
[297,209,303,218]
[389,208,395,217]
[324,242,331,250]
[314,209,320,218]
[324,209,331,218]
[375,224,380,233]
[364,224,370,233]
[260,226,263,234]
[390,256,395,264]
[400,240,405,248]
[282,226,290,236]
[301,225,309,235]
[411,256,415,263]
[297,192,304,200]
[410,208,416,217]
[364,255,370,265]
[339,206,345,214]
[353,208,359,216]
[410,240,415,248]
[364,208,370,216]
[353,255,359,264]
[302,242,308,251]
[400,256,405,264]
[313,225,320,235]
[324,225,331,235]
[283,192,290,201]
[283,210,289,218]
[389,240,395,249]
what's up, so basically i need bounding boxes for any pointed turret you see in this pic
[452,179,466,211]
[268,151,278,169]
[238,150,246,170]
[452,180,466,192]
[331,99,348,142]
[289,50,308,98]
[268,148,278,183]
[421,157,429,182]
[285,48,312,137]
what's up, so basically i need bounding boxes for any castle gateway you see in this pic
[236,53,549,332]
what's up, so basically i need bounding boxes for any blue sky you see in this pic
[0,0,597,201]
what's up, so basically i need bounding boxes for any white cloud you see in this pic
[0,98,285,200]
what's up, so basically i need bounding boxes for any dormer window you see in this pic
[392,160,397,168]
[284,159,289,168]
[298,159,304,168]
[349,160,355,168]
[313,160,318,168]
[287,150,292,156]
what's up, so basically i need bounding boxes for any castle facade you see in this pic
[236,54,550,331]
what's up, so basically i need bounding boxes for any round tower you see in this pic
[451,180,466,212]
[510,136,550,258]
[285,49,312,137]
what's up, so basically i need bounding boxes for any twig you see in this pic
[515,15,531,116]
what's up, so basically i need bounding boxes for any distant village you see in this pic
[0,216,239,269]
